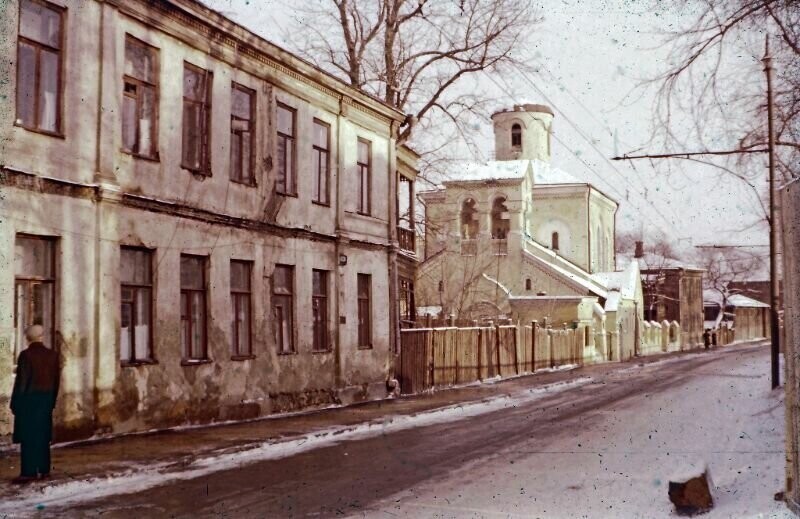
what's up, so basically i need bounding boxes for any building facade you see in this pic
[0,0,417,442]
[416,104,644,362]
[641,267,705,347]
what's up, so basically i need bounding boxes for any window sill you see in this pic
[121,359,158,367]
[345,211,387,224]
[312,348,333,354]
[181,359,212,366]
[357,345,373,351]
[277,351,298,356]
[276,190,298,198]
[14,122,65,139]
[182,165,212,177]
[122,149,160,162]
[311,200,331,208]
[230,354,256,361]
[231,178,257,188]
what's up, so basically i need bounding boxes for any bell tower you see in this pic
[491,104,554,162]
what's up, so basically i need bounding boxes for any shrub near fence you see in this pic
[398,323,584,395]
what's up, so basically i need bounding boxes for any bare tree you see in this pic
[284,0,539,173]
[646,0,799,185]
[694,246,767,321]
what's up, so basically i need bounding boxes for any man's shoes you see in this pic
[11,475,36,485]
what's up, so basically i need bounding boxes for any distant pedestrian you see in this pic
[703,329,711,349]
[10,325,61,484]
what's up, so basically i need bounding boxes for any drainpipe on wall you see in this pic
[387,122,399,376]
[334,96,345,387]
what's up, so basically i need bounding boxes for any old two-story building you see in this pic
[639,260,705,347]
[0,0,418,442]
[416,104,644,362]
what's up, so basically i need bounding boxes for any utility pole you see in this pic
[763,36,781,389]
[612,35,782,389]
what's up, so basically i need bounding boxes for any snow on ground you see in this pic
[355,348,788,518]
[0,377,592,514]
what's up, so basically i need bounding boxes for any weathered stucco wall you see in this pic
[0,0,408,441]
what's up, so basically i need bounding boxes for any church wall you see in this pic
[589,190,617,272]
[531,189,589,270]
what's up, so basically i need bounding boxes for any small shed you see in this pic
[704,291,769,342]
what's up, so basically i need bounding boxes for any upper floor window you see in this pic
[120,247,154,364]
[122,36,158,159]
[276,104,296,195]
[182,63,212,174]
[357,138,371,215]
[16,0,64,135]
[551,231,559,251]
[511,123,522,148]
[230,83,255,185]
[312,119,330,205]
[461,198,479,239]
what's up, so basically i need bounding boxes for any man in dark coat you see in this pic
[10,325,61,484]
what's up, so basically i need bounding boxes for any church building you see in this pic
[416,104,644,362]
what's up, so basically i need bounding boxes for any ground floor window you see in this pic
[273,264,295,353]
[180,254,208,361]
[14,234,56,358]
[120,247,154,363]
[312,269,329,351]
[230,260,252,358]
[357,273,372,348]
[399,276,415,328]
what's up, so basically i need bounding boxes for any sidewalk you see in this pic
[0,344,758,510]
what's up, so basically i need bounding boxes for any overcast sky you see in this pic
[203,0,770,258]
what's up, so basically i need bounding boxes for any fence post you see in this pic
[477,327,483,380]
[495,323,502,377]
[531,320,538,373]
[429,329,436,389]
[549,327,555,369]
[513,325,520,375]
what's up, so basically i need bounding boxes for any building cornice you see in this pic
[108,0,404,129]
[1,168,390,252]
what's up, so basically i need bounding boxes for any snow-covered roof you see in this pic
[521,245,608,299]
[446,160,530,183]
[703,290,769,308]
[593,260,640,299]
[531,160,582,185]
[726,294,770,308]
[440,159,581,185]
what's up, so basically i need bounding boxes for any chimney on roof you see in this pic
[634,240,644,259]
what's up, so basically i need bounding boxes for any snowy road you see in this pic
[52,344,788,518]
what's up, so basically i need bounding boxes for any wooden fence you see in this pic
[398,323,585,395]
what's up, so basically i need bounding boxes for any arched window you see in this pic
[491,197,510,239]
[461,198,479,239]
[511,123,522,148]
[525,278,532,291]
[551,231,559,251]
